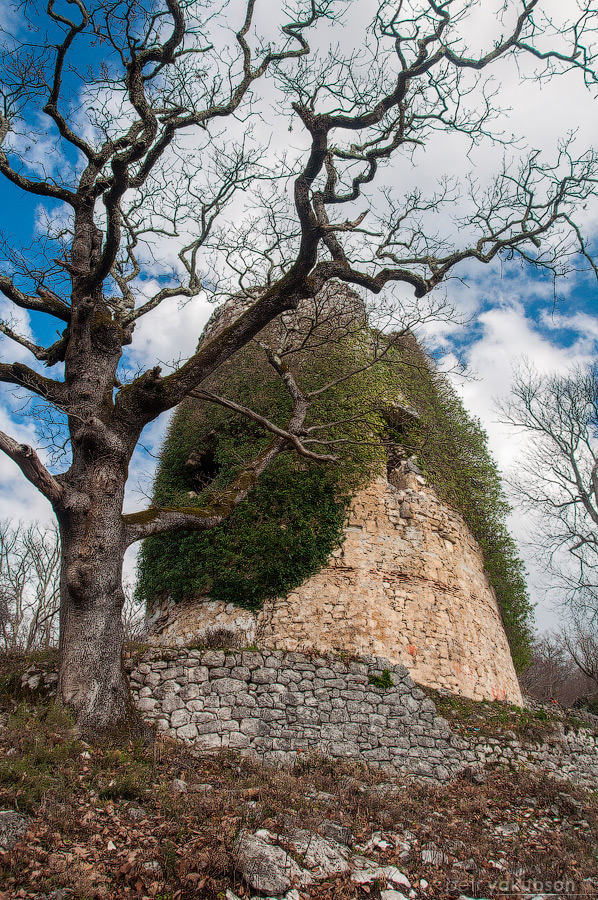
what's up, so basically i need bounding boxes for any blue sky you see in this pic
[1,0,598,634]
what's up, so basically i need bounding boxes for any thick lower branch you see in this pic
[124,435,286,544]
[0,361,66,404]
[0,430,63,504]
[0,275,71,322]
[115,283,305,423]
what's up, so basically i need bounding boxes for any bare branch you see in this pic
[0,430,63,504]
[190,389,335,462]
[0,274,71,322]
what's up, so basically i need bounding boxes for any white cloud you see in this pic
[124,291,215,375]
[440,296,598,633]
[0,407,53,524]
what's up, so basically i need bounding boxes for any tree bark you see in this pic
[56,462,148,743]
[53,270,149,740]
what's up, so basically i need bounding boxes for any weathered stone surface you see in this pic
[177,722,199,741]
[147,473,521,703]
[317,820,354,847]
[194,733,221,751]
[285,828,350,877]
[171,708,190,728]
[127,806,147,820]
[136,697,157,712]
[0,809,28,850]
[233,831,312,895]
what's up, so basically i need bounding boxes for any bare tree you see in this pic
[0,520,60,652]
[499,362,598,621]
[519,633,579,704]
[0,0,597,740]
[121,577,147,644]
[520,626,598,708]
[563,619,598,686]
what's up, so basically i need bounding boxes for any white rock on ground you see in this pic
[0,809,28,851]
[421,842,449,865]
[350,856,411,889]
[170,778,188,793]
[233,831,313,896]
[285,828,351,877]
[316,820,354,847]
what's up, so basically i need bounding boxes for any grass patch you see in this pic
[368,669,393,690]
[423,687,568,742]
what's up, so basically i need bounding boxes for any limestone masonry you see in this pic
[20,654,598,789]
[126,648,598,790]
[148,464,523,704]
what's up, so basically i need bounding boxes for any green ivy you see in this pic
[368,670,393,689]
[137,457,348,610]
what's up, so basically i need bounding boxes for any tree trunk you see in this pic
[56,459,148,743]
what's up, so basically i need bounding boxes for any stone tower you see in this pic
[142,290,527,706]
[147,466,523,704]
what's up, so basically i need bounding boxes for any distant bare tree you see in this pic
[563,620,598,686]
[121,578,147,644]
[520,627,598,708]
[0,521,60,652]
[520,633,574,703]
[499,361,598,621]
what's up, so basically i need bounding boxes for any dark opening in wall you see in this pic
[185,431,220,491]
[385,439,406,480]
[381,401,420,480]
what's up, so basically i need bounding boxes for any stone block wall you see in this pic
[129,648,598,790]
[129,648,467,782]
[147,471,522,704]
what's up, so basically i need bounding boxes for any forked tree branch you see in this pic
[0,362,66,403]
[0,275,71,322]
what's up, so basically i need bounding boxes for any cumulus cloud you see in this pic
[437,295,598,632]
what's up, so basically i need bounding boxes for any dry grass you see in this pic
[1,654,598,899]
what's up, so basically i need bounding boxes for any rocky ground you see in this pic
[1,653,597,900]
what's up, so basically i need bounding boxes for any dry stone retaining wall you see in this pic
[148,471,522,705]
[128,648,598,790]
[130,648,465,783]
